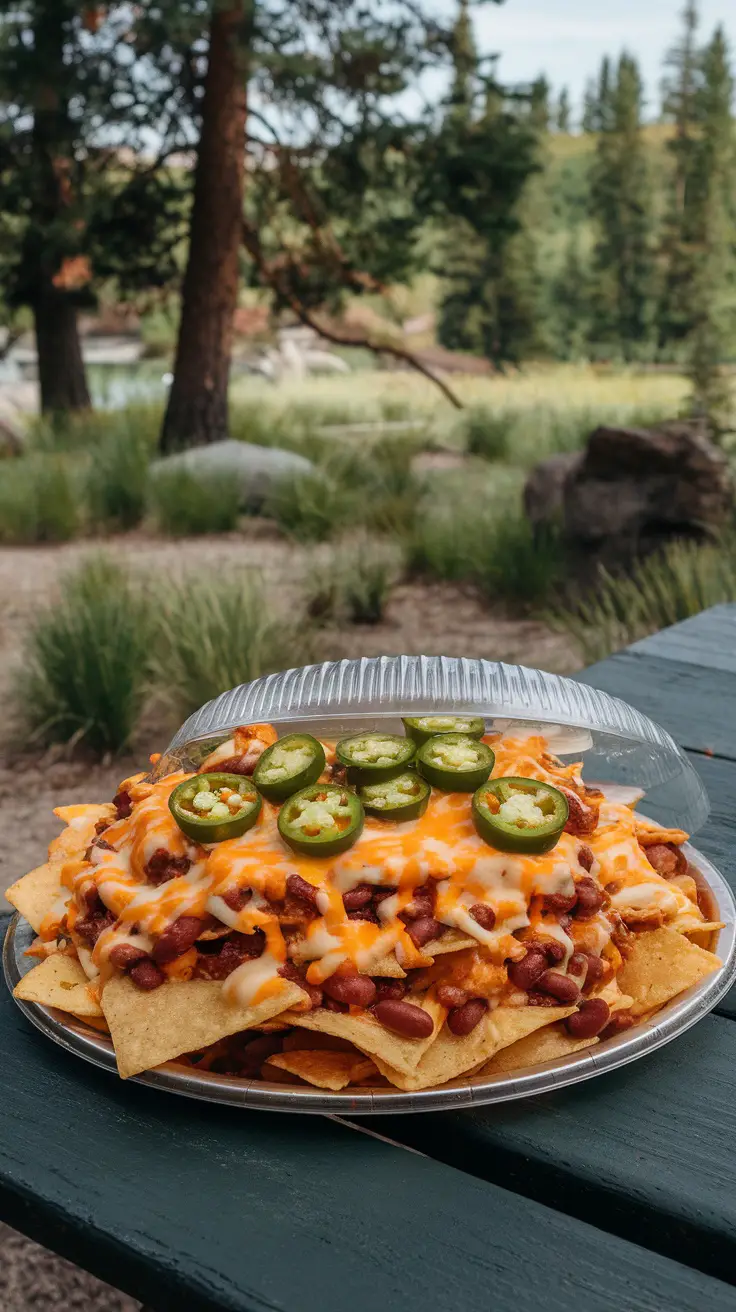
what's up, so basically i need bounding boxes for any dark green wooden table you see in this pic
[3,606,736,1311]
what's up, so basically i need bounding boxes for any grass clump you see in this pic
[461,407,511,462]
[151,573,313,717]
[305,535,403,625]
[265,468,352,543]
[86,417,152,532]
[0,456,81,544]
[553,536,736,664]
[149,468,241,536]
[18,556,154,753]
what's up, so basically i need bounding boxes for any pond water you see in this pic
[88,362,171,409]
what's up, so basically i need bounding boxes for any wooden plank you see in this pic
[628,605,736,673]
[578,652,736,758]
[1,954,730,1312]
[370,1013,736,1288]
[681,752,736,1019]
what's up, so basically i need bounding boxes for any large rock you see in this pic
[524,420,733,560]
[149,439,314,510]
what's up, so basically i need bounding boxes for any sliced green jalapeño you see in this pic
[252,733,326,802]
[416,734,494,792]
[336,732,415,783]
[169,773,261,844]
[278,783,364,857]
[402,715,485,746]
[358,771,430,822]
[472,777,569,854]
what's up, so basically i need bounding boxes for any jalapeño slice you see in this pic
[402,715,485,746]
[278,783,364,857]
[336,732,415,783]
[169,773,261,844]
[416,734,494,792]
[358,770,431,822]
[252,733,326,802]
[472,777,568,854]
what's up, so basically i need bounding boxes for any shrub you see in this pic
[86,419,151,532]
[17,556,154,753]
[305,536,403,625]
[151,572,314,716]
[265,468,353,543]
[0,456,81,544]
[553,536,736,664]
[461,407,511,462]
[149,467,241,536]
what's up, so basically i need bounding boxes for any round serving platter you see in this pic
[5,840,736,1115]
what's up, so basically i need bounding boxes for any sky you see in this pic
[461,0,734,118]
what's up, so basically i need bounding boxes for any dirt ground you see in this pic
[0,530,578,893]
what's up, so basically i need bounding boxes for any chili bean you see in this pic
[601,1011,635,1041]
[222,886,252,912]
[374,978,406,1003]
[561,788,598,836]
[343,884,374,911]
[109,943,148,971]
[237,1033,284,1075]
[402,886,434,919]
[373,999,434,1039]
[507,948,547,990]
[144,849,191,888]
[324,996,349,1013]
[469,903,496,930]
[152,916,204,966]
[322,972,377,1008]
[581,952,606,989]
[407,916,443,949]
[536,969,581,1004]
[347,908,380,924]
[567,951,589,980]
[113,789,132,819]
[565,998,611,1039]
[542,891,578,914]
[578,845,594,872]
[278,962,323,1009]
[527,991,564,1007]
[644,842,687,878]
[286,873,319,906]
[373,886,397,905]
[447,998,488,1036]
[559,914,573,932]
[543,939,566,964]
[574,876,605,920]
[129,958,165,991]
[436,983,470,1009]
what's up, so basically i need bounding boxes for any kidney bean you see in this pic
[347,908,379,924]
[286,873,319,906]
[601,1011,635,1041]
[561,789,598,836]
[436,983,470,1009]
[278,961,323,1009]
[567,951,589,980]
[152,916,204,966]
[343,884,374,911]
[109,943,148,971]
[447,998,488,1036]
[578,845,594,871]
[402,885,434,919]
[373,999,434,1039]
[644,842,687,878]
[543,939,566,964]
[129,958,165,991]
[574,876,605,920]
[406,916,443,949]
[113,789,133,819]
[145,849,191,888]
[542,891,578,914]
[75,903,116,947]
[324,996,349,1013]
[565,998,611,1039]
[322,972,377,1008]
[222,886,252,912]
[527,991,565,1007]
[374,978,406,1003]
[373,886,397,906]
[581,953,606,989]
[559,914,573,932]
[507,948,547,990]
[536,969,581,1005]
[237,1033,284,1076]
[469,903,496,931]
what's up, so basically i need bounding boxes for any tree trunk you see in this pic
[34,286,90,413]
[160,4,249,452]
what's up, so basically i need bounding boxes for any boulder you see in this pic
[149,439,314,511]
[523,420,733,560]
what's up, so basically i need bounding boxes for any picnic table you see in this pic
[2,605,736,1312]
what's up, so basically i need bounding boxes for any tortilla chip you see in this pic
[49,805,114,861]
[281,995,445,1077]
[617,926,720,1017]
[5,863,65,934]
[13,953,104,1019]
[289,942,405,979]
[373,1004,574,1092]
[266,1049,378,1091]
[101,977,306,1079]
[281,1031,356,1052]
[424,931,477,957]
[635,823,689,847]
[478,1022,598,1076]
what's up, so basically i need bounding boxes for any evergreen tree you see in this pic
[581,78,598,133]
[530,74,551,132]
[552,230,592,359]
[597,55,614,130]
[448,0,477,121]
[556,88,571,133]
[658,0,701,346]
[589,52,656,356]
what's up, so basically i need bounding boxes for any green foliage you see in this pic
[151,573,313,717]
[149,468,241,537]
[86,418,152,532]
[17,556,154,753]
[461,407,510,461]
[305,535,403,625]
[0,456,80,544]
[266,469,352,543]
[553,536,736,664]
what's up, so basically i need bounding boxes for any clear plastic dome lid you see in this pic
[158,656,709,834]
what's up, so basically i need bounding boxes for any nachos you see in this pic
[7,719,723,1091]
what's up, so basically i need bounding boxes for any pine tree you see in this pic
[597,56,613,130]
[589,52,656,357]
[530,75,551,132]
[581,78,598,133]
[556,88,571,133]
[658,0,701,346]
[448,0,477,121]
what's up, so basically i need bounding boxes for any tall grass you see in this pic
[86,416,152,532]
[305,535,403,625]
[18,557,154,753]
[0,456,81,544]
[553,536,736,664]
[150,573,314,716]
[149,468,241,536]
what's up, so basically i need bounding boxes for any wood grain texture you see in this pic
[629,605,736,673]
[2,946,731,1312]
